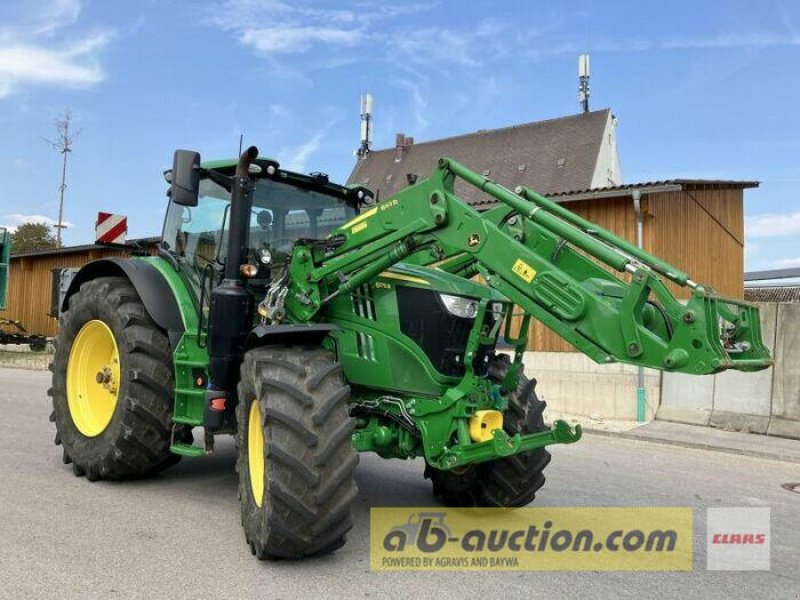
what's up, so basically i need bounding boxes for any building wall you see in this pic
[0,247,134,337]
[590,113,623,188]
[645,187,744,300]
[660,302,800,439]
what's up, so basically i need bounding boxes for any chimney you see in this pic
[394,133,414,163]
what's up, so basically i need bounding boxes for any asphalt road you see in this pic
[1,368,798,600]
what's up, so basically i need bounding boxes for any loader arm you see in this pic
[277,157,771,376]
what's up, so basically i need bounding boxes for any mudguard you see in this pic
[61,258,185,345]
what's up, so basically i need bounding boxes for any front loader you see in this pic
[50,146,771,559]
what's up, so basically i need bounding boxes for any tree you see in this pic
[11,222,57,253]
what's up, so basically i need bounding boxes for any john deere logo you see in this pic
[467,233,481,248]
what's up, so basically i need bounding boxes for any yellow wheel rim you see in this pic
[66,320,120,437]
[248,399,265,507]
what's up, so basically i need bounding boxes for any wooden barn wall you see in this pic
[1,248,134,338]
[516,188,745,353]
[645,187,744,300]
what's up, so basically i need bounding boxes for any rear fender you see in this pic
[61,258,185,347]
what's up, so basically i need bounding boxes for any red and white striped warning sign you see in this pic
[95,212,127,245]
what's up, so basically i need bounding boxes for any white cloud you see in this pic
[281,131,324,173]
[34,0,82,35]
[240,27,362,54]
[516,28,800,62]
[208,0,433,56]
[745,211,800,237]
[391,21,504,69]
[395,79,429,130]
[659,31,800,51]
[772,257,800,269]
[0,1,113,99]
[1,214,73,233]
[209,0,362,55]
[573,32,800,55]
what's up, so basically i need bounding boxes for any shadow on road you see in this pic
[91,435,438,512]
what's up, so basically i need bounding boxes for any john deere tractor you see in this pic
[50,147,771,559]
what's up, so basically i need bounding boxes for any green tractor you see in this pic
[50,147,771,559]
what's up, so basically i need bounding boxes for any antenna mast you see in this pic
[44,108,81,249]
[357,93,373,158]
[578,54,590,113]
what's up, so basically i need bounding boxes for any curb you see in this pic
[582,427,800,465]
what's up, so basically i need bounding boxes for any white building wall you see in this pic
[590,113,623,188]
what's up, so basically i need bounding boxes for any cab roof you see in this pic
[201,157,371,203]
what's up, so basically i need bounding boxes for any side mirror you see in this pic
[171,150,201,206]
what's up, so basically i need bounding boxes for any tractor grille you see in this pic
[396,286,496,377]
[352,284,376,321]
[356,331,376,361]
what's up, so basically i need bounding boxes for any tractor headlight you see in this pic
[257,248,272,265]
[439,293,479,319]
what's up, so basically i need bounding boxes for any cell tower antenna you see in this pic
[578,54,590,113]
[43,108,81,249]
[357,93,373,158]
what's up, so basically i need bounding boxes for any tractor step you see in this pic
[170,442,205,457]
[169,425,214,457]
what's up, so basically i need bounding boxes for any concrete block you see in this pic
[709,410,770,435]
[772,304,800,422]
[712,302,777,417]
[657,406,712,426]
[766,416,800,440]
[521,351,661,420]
[661,371,715,412]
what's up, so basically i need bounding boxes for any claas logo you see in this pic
[711,532,766,545]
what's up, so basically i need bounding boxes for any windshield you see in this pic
[161,177,356,297]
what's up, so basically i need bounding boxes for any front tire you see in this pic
[237,345,358,559]
[426,354,551,507]
[49,276,179,480]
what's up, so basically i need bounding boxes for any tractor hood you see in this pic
[380,263,506,301]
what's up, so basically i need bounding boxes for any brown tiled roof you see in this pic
[745,286,800,303]
[348,109,612,206]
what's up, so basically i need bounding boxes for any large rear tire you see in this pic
[49,276,179,480]
[426,354,551,507]
[237,345,359,559]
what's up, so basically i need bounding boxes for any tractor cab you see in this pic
[160,154,366,302]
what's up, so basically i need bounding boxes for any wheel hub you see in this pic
[66,320,120,437]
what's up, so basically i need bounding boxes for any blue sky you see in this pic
[0,0,798,270]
